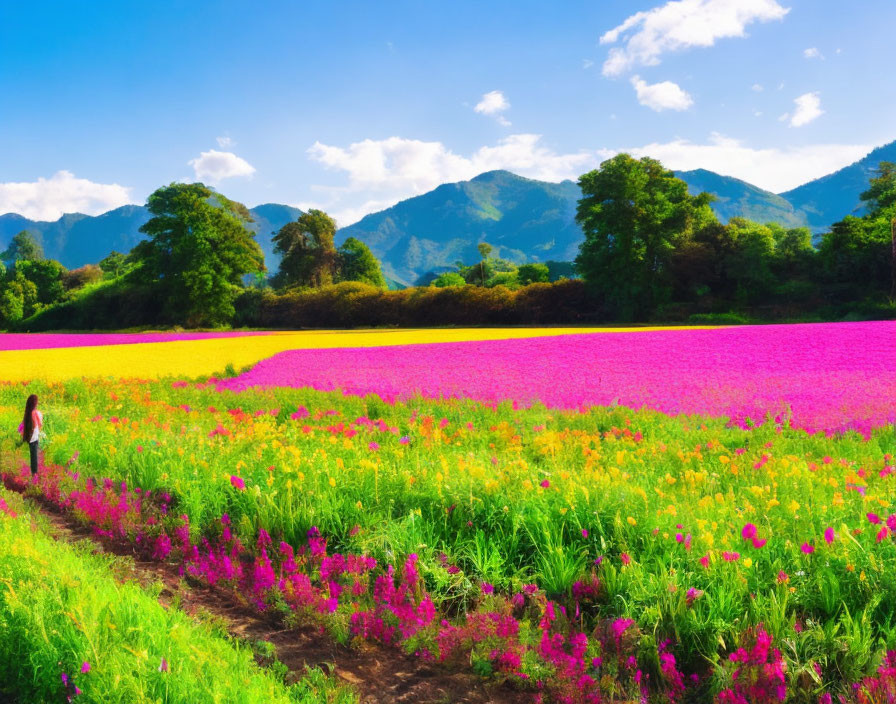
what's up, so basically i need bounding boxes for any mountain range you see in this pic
[2,139,893,286]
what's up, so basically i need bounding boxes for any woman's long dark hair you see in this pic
[22,394,38,443]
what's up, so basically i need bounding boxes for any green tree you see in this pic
[130,183,264,326]
[575,154,716,320]
[12,259,68,307]
[272,210,338,288]
[860,161,896,216]
[337,237,386,288]
[476,242,493,286]
[431,272,466,288]
[99,251,128,278]
[723,218,777,306]
[1,231,44,264]
[517,263,550,286]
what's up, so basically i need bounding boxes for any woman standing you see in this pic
[21,394,42,476]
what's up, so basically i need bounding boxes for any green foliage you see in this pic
[129,183,264,326]
[337,237,386,288]
[0,230,44,263]
[99,250,128,278]
[273,210,338,289]
[431,271,466,288]
[575,154,717,321]
[517,263,550,286]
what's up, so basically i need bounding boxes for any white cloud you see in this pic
[306,134,596,225]
[630,75,694,111]
[803,47,823,59]
[216,135,234,148]
[474,90,511,125]
[188,149,256,182]
[0,171,134,220]
[752,83,764,92]
[583,59,595,69]
[600,0,789,76]
[788,92,823,127]
[618,132,867,192]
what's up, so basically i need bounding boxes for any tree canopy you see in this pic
[272,210,338,288]
[130,183,264,326]
[337,237,386,288]
[575,154,716,320]
[1,231,44,264]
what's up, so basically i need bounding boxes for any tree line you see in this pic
[574,155,895,321]
[1,159,894,330]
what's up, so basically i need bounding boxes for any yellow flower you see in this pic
[627,516,637,526]
[743,558,753,568]
[328,477,336,488]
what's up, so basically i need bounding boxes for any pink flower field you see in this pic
[219,321,896,435]
[0,331,270,351]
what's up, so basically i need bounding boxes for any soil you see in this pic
[5,480,532,704]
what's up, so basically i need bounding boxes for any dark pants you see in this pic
[29,441,38,475]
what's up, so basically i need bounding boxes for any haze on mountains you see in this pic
[1,139,893,286]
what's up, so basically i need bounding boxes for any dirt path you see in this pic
[9,487,530,704]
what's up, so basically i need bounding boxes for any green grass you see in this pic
[0,488,356,704]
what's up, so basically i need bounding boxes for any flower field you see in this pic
[1,323,895,703]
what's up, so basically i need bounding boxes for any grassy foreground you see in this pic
[0,487,355,704]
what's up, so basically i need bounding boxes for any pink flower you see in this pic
[751,537,767,549]
[686,587,703,606]
[777,570,789,583]
[722,551,740,562]
[368,441,380,451]
[741,523,758,541]
[399,436,410,444]
[823,527,835,544]
[699,554,710,568]
[867,513,882,524]
[230,475,245,490]
[800,542,815,554]
[481,583,494,595]
[540,479,550,488]
[620,553,631,565]
[581,528,589,538]
[158,657,169,672]
[80,661,90,674]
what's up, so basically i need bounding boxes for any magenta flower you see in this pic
[581,528,589,538]
[751,537,767,549]
[368,441,380,451]
[540,479,550,488]
[800,542,815,554]
[230,475,245,490]
[824,527,835,544]
[620,552,631,565]
[867,513,882,524]
[158,657,169,672]
[80,661,90,674]
[741,523,757,541]
[399,436,410,444]
[685,587,703,606]
[481,582,494,595]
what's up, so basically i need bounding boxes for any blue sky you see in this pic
[1,0,894,224]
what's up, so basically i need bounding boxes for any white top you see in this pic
[29,410,42,443]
